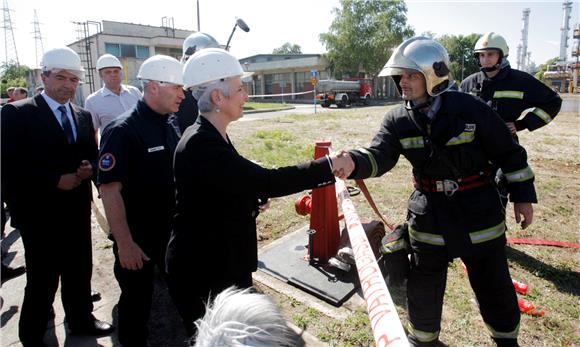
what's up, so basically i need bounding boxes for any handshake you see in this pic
[330,151,355,180]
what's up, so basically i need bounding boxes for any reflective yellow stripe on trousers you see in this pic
[407,322,440,343]
[486,322,520,339]
[409,222,505,246]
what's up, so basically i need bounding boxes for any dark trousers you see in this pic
[113,241,167,347]
[18,216,94,346]
[407,245,519,346]
[166,270,253,337]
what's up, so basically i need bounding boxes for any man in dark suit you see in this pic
[1,47,114,346]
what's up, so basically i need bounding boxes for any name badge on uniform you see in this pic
[464,123,476,132]
[148,146,165,153]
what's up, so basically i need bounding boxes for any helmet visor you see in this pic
[379,66,420,77]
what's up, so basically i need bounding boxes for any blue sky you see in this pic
[3,0,579,69]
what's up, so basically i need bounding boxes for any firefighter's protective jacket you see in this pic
[460,66,562,132]
[348,91,537,257]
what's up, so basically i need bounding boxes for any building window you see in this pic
[105,43,150,59]
[136,46,150,59]
[264,74,274,97]
[295,71,309,92]
[121,44,136,58]
[105,43,121,57]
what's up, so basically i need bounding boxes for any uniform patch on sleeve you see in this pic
[464,123,476,131]
[99,153,116,171]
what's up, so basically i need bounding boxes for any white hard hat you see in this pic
[41,47,85,80]
[97,54,123,70]
[137,55,184,85]
[182,48,252,90]
[181,32,220,62]
[379,37,453,97]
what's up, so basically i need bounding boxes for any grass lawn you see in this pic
[243,101,291,111]
[228,102,579,346]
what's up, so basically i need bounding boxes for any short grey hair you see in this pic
[194,80,231,114]
[192,286,295,347]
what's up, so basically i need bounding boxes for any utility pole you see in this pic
[32,9,44,68]
[1,0,19,66]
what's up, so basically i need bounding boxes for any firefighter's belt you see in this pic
[413,173,489,196]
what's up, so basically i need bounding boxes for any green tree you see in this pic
[1,62,30,96]
[272,43,302,54]
[319,0,414,79]
[437,33,481,83]
[535,57,560,84]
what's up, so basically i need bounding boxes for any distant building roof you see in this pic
[240,54,322,63]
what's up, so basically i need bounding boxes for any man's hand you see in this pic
[506,122,517,136]
[331,151,355,180]
[57,173,81,190]
[76,160,93,180]
[514,202,533,229]
[117,240,150,270]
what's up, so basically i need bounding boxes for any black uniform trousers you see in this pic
[18,210,93,346]
[166,270,253,337]
[407,244,519,347]
[112,234,168,347]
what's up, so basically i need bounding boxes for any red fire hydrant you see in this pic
[302,141,340,263]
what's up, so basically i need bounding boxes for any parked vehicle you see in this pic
[316,78,372,107]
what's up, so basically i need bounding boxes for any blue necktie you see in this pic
[58,105,75,144]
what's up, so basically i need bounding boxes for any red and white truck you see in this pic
[316,78,372,108]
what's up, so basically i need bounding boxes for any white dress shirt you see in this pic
[41,92,77,141]
[84,84,142,133]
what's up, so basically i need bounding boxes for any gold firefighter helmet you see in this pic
[379,36,453,97]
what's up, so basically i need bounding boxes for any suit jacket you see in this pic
[1,95,98,229]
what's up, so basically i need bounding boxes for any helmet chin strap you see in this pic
[405,96,433,111]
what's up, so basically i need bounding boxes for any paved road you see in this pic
[561,94,580,113]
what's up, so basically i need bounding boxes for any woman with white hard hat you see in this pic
[165,48,349,338]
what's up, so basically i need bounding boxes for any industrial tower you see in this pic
[1,0,18,66]
[32,10,44,68]
[516,8,530,72]
[559,1,573,61]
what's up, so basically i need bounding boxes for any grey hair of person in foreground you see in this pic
[193,80,231,114]
[192,286,295,347]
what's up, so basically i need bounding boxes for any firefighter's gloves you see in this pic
[380,223,411,286]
